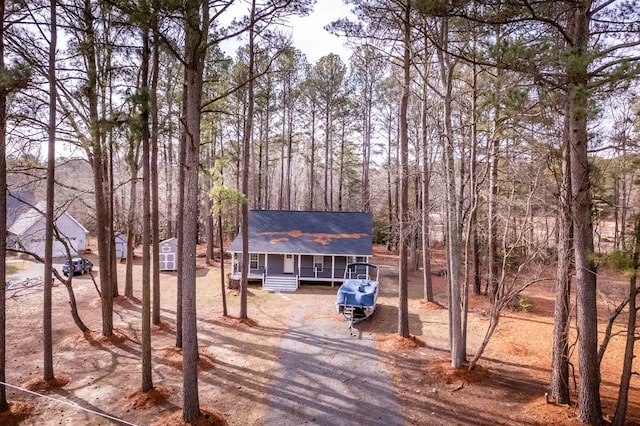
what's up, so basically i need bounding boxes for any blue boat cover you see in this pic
[336,279,378,308]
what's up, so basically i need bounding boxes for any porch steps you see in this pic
[263,275,298,292]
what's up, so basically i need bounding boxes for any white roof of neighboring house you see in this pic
[8,202,88,236]
[7,191,36,229]
[8,206,43,235]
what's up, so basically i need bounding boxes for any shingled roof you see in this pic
[227,210,373,256]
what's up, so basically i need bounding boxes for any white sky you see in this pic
[221,0,355,64]
[287,0,354,63]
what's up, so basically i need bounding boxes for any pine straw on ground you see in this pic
[0,401,36,424]
[152,321,174,333]
[419,300,446,310]
[425,359,488,385]
[23,374,70,392]
[125,386,172,409]
[58,328,131,349]
[375,333,426,349]
[90,328,130,345]
[154,347,216,372]
[213,315,258,328]
[151,407,227,426]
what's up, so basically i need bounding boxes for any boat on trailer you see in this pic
[336,263,379,329]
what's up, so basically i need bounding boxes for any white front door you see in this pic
[283,254,294,274]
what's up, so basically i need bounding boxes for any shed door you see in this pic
[164,254,176,270]
[283,254,294,274]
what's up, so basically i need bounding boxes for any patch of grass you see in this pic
[6,261,24,275]
[519,294,533,313]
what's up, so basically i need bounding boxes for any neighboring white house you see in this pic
[159,237,178,271]
[8,202,88,258]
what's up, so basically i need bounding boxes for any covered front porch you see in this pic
[229,252,370,291]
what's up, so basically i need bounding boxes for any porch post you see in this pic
[231,253,236,275]
[264,253,268,277]
[331,256,335,287]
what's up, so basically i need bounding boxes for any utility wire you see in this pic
[0,380,138,426]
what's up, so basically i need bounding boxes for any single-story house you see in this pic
[8,201,88,258]
[227,210,373,291]
[159,237,178,271]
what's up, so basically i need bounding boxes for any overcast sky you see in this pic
[222,0,355,64]
[287,0,354,63]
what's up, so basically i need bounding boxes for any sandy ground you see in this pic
[1,244,639,425]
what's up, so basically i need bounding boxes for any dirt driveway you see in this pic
[262,294,403,425]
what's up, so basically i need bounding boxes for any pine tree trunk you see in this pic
[278,81,286,210]
[218,213,228,317]
[83,0,113,337]
[469,59,480,296]
[338,123,345,211]
[180,0,208,420]
[309,109,316,210]
[611,215,639,425]
[151,14,161,326]
[551,121,572,404]
[567,3,603,423]
[264,90,271,209]
[362,90,371,213]
[125,163,137,298]
[420,77,433,301]
[257,119,264,208]
[140,9,153,393]
[286,105,293,210]
[108,136,117,298]
[166,132,174,237]
[324,108,330,211]
[175,80,187,349]
[397,0,411,339]
[438,16,464,367]
[240,0,256,321]
[206,143,215,265]
[0,0,8,411]
[43,0,57,382]
[487,76,501,299]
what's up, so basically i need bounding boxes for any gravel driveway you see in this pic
[262,293,404,426]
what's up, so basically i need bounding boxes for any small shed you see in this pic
[114,233,128,260]
[159,237,178,271]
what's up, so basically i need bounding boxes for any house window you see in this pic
[250,253,259,270]
[314,255,323,272]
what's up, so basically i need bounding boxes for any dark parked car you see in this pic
[62,257,93,276]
